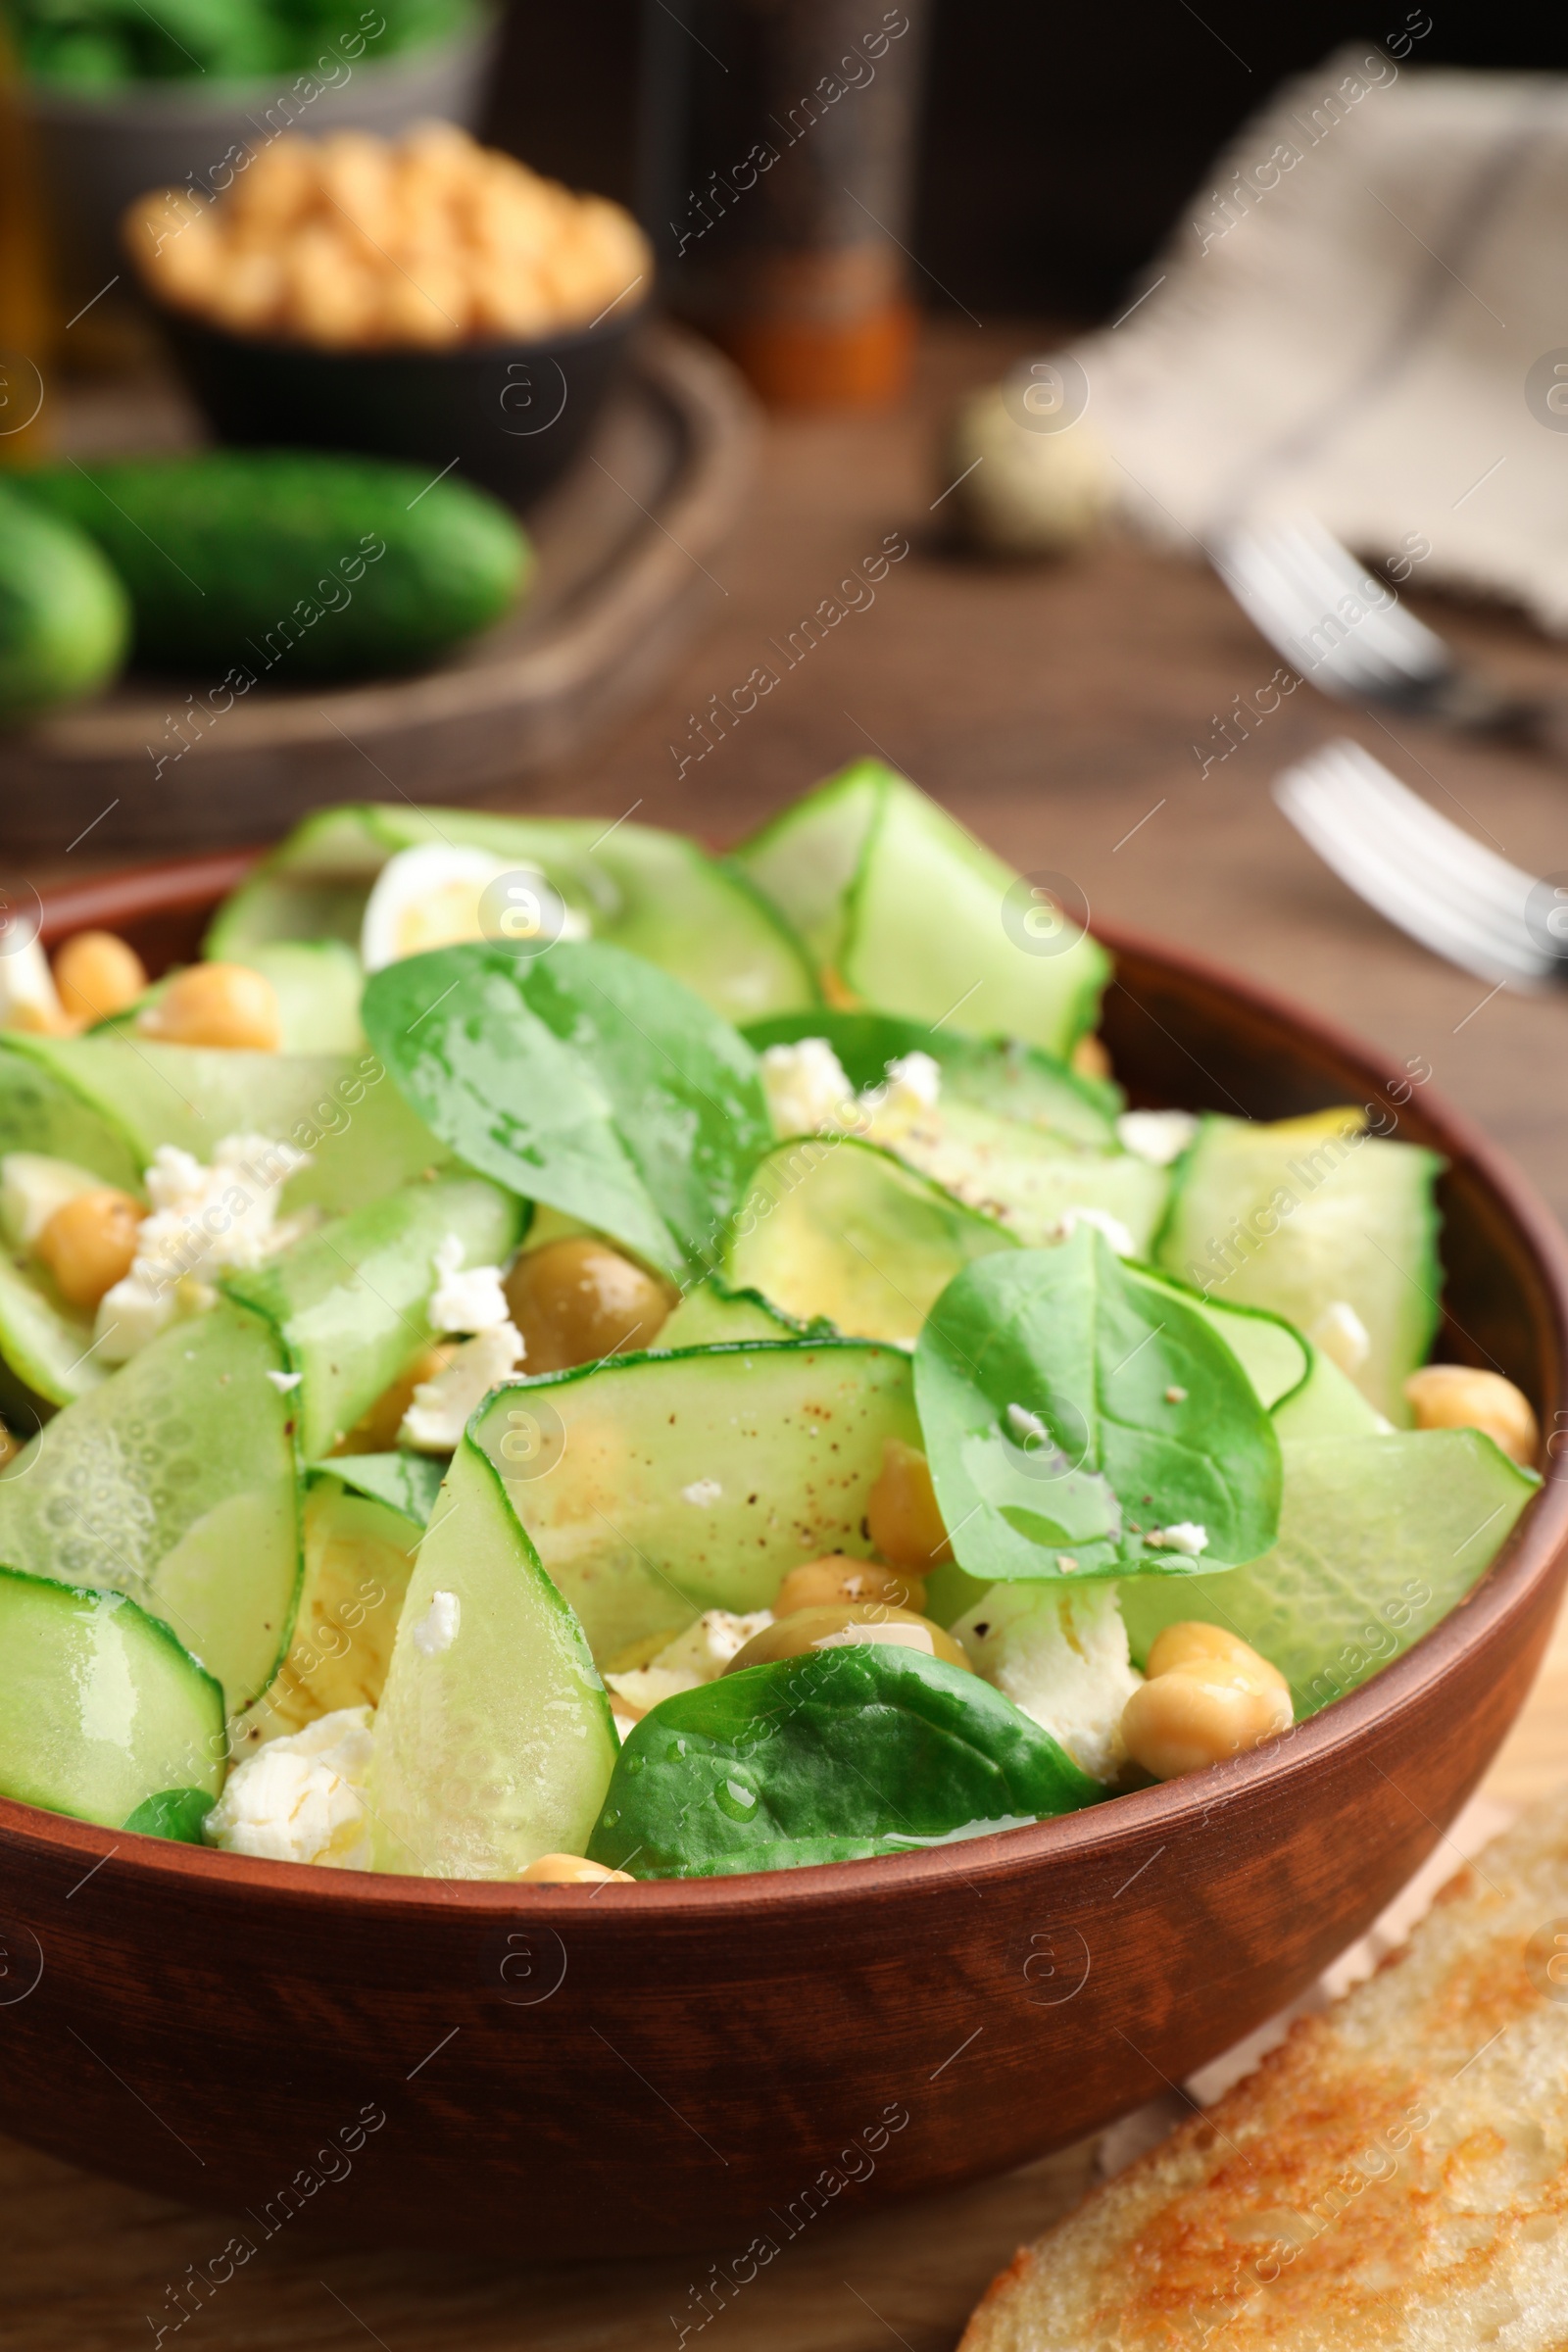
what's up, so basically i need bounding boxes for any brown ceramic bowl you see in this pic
[2,854,1566,2259]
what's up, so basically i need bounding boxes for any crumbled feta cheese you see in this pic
[412,1589,462,1657]
[606,1608,773,1720]
[760,1038,855,1138]
[612,1714,638,1745]
[0,1152,101,1249]
[95,1132,312,1363]
[681,1477,722,1507]
[427,1233,511,1336]
[1116,1110,1200,1166]
[1053,1204,1136,1257]
[1006,1402,1051,1445]
[953,1583,1142,1783]
[205,1706,374,1868]
[400,1322,525,1450]
[1164,1385,1188,1404]
[265,1369,302,1393]
[880,1050,942,1114]
[1145,1520,1209,1556]
[1310,1299,1371,1375]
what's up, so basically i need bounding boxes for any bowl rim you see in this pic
[8,854,1568,1916]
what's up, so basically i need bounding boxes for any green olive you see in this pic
[725,1602,973,1675]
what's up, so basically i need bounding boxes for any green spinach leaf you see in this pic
[914,1227,1282,1583]
[362,941,771,1280]
[588,1644,1103,1877]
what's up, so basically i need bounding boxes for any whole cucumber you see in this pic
[17,452,532,681]
[0,480,130,724]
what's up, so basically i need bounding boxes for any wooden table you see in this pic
[11,321,1568,2348]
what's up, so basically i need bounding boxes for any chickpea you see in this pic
[726,1602,973,1676]
[1404,1364,1539,1467]
[1071,1034,1112,1082]
[503,1236,675,1374]
[53,930,148,1026]
[774,1554,926,1618]
[0,1420,20,1472]
[335,1342,457,1454]
[136,962,281,1052]
[518,1853,632,1885]
[866,1438,952,1571]
[35,1187,145,1312]
[1145,1621,1282,1684]
[1121,1620,1292,1782]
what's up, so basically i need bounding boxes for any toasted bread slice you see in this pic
[961,1787,1568,2349]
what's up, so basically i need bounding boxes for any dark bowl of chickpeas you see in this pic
[123,123,653,505]
[5,848,1568,2261]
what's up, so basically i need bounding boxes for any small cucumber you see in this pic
[468,1338,921,1660]
[725,1135,1016,1345]
[367,1434,617,1878]
[15,453,530,680]
[0,480,129,723]
[0,1565,223,1830]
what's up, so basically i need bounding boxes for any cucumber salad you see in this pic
[0,761,1542,1881]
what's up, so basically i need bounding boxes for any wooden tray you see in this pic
[0,324,757,858]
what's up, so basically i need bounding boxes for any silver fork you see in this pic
[1219,517,1568,751]
[1273,738,1567,988]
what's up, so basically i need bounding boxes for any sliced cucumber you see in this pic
[733,760,886,971]
[238,1472,422,1743]
[1154,1109,1443,1424]
[0,1045,141,1191]
[224,1171,522,1458]
[1118,1429,1538,1710]
[0,1248,105,1406]
[208,805,818,1027]
[725,1135,1016,1345]
[0,1565,224,1829]
[887,1104,1169,1255]
[739,764,1109,1054]
[744,1008,1121,1143]
[0,1031,443,1218]
[367,1433,617,1878]
[657,1276,809,1348]
[0,1300,301,1705]
[314,1449,444,1523]
[1271,1341,1386,1440]
[235,941,367,1054]
[469,1339,921,1659]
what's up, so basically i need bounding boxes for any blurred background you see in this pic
[7,0,1568,1225]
